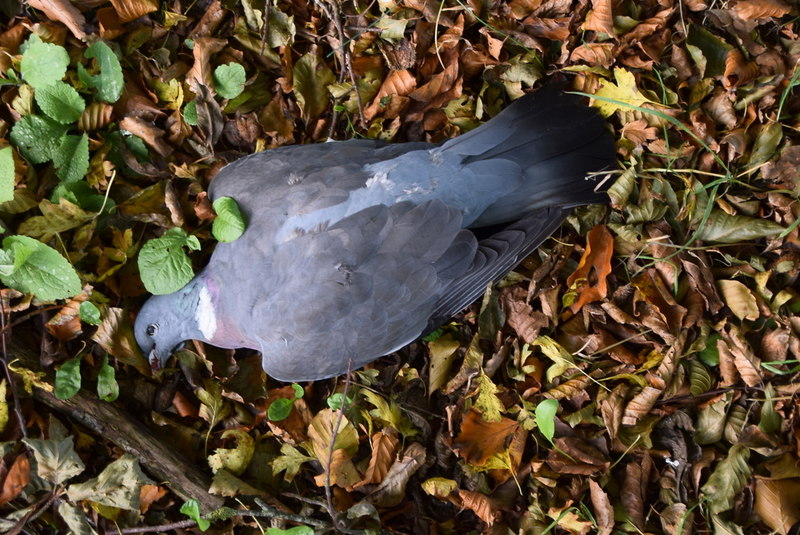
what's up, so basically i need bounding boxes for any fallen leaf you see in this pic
[565,224,614,313]
[453,409,519,467]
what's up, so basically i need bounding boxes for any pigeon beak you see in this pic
[148,348,161,372]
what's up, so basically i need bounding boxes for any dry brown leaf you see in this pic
[313,448,361,489]
[0,453,30,506]
[621,386,662,426]
[524,16,570,40]
[363,69,417,122]
[566,225,614,313]
[720,324,763,386]
[621,454,653,530]
[501,287,549,343]
[621,119,658,146]
[760,327,790,361]
[109,0,158,23]
[45,291,89,342]
[97,7,124,40]
[570,42,615,67]
[354,428,400,488]
[139,484,168,513]
[754,478,800,534]
[28,0,87,40]
[453,409,519,466]
[186,37,227,93]
[365,442,426,507]
[458,489,499,526]
[91,306,149,374]
[120,117,172,158]
[584,0,615,36]
[546,436,610,475]
[588,480,614,535]
[599,383,629,440]
[723,49,760,89]
[734,0,792,20]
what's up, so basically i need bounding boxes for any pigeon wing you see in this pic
[221,199,475,381]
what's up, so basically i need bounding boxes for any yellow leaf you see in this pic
[593,68,657,117]
[475,370,504,422]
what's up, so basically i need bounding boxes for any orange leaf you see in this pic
[584,0,615,36]
[734,0,791,20]
[139,484,168,513]
[354,428,400,488]
[453,409,519,466]
[566,225,614,313]
[0,453,30,506]
[458,489,499,526]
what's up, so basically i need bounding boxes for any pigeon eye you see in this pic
[145,323,159,337]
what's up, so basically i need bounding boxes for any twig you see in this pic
[317,0,365,128]
[110,519,196,534]
[252,498,330,528]
[0,296,27,438]
[324,359,356,534]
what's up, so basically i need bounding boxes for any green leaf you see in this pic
[35,82,85,124]
[55,355,82,400]
[53,134,90,183]
[183,100,198,126]
[327,392,353,410]
[268,398,295,421]
[213,63,247,99]
[52,181,109,213]
[0,235,81,300]
[266,527,314,535]
[137,228,201,295]
[20,34,69,89]
[211,196,246,242]
[687,25,733,78]
[535,398,558,444]
[97,354,119,402]
[57,502,95,535]
[79,301,101,325]
[9,114,69,164]
[696,210,784,243]
[0,146,14,203]
[293,52,335,122]
[22,436,85,485]
[290,383,304,399]
[180,499,210,531]
[84,41,124,103]
[701,444,751,514]
[593,67,658,118]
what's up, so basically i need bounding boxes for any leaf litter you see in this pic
[0,0,798,533]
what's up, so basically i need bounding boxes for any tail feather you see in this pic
[441,85,615,227]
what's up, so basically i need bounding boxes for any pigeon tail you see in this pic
[440,85,615,227]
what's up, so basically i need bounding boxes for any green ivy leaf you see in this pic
[55,355,82,400]
[213,63,246,99]
[9,114,69,164]
[0,235,82,300]
[79,301,101,325]
[268,398,295,422]
[0,146,14,203]
[84,41,124,103]
[54,134,90,183]
[97,354,119,402]
[211,196,246,243]
[180,499,210,531]
[35,82,86,124]
[535,398,558,444]
[183,100,198,126]
[20,35,69,89]
[138,228,201,295]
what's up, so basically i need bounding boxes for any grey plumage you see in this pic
[135,86,615,381]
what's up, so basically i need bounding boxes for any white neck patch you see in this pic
[196,285,217,340]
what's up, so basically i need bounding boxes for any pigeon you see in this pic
[134,85,615,381]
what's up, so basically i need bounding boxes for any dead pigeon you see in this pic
[134,86,615,381]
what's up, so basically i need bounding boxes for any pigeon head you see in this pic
[133,280,204,370]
